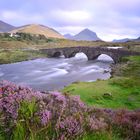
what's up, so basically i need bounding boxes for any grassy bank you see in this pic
[0,50,48,64]
[63,56,140,109]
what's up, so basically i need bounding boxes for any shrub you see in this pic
[113,110,140,140]
[0,81,140,140]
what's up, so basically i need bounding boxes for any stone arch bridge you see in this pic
[40,47,140,63]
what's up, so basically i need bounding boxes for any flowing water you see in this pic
[0,53,113,91]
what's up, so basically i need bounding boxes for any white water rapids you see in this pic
[0,53,114,91]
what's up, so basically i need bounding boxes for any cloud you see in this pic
[0,10,45,25]
[0,0,140,41]
[50,10,92,26]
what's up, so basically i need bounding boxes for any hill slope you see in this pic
[0,20,15,32]
[10,24,64,39]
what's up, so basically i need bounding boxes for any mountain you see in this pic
[64,34,73,39]
[65,29,101,41]
[134,37,140,42]
[112,38,130,43]
[113,36,140,43]
[10,24,64,39]
[0,20,15,32]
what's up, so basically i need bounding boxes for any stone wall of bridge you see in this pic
[40,47,140,63]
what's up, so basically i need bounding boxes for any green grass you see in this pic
[63,56,140,109]
[81,132,123,140]
[63,80,140,109]
[0,50,48,64]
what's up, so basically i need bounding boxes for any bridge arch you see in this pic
[95,54,114,62]
[75,52,88,59]
[67,51,89,59]
[90,53,117,63]
[52,51,63,57]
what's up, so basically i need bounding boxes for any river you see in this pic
[0,53,113,91]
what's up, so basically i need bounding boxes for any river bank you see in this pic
[0,49,48,64]
[62,56,140,109]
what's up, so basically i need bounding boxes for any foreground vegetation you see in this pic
[63,56,140,110]
[0,81,140,140]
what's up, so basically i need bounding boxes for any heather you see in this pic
[0,81,140,140]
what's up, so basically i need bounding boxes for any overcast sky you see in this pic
[0,0,140,41]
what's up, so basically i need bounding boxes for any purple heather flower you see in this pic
[88,117,107,131]
[58,134,65,140]
[56,95,66,103]
[135,123,140,132]
[56,116,83,136]
[40,109,51,126]
[50,91,61,96]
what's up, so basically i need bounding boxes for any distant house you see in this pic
[9,33,20,38]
